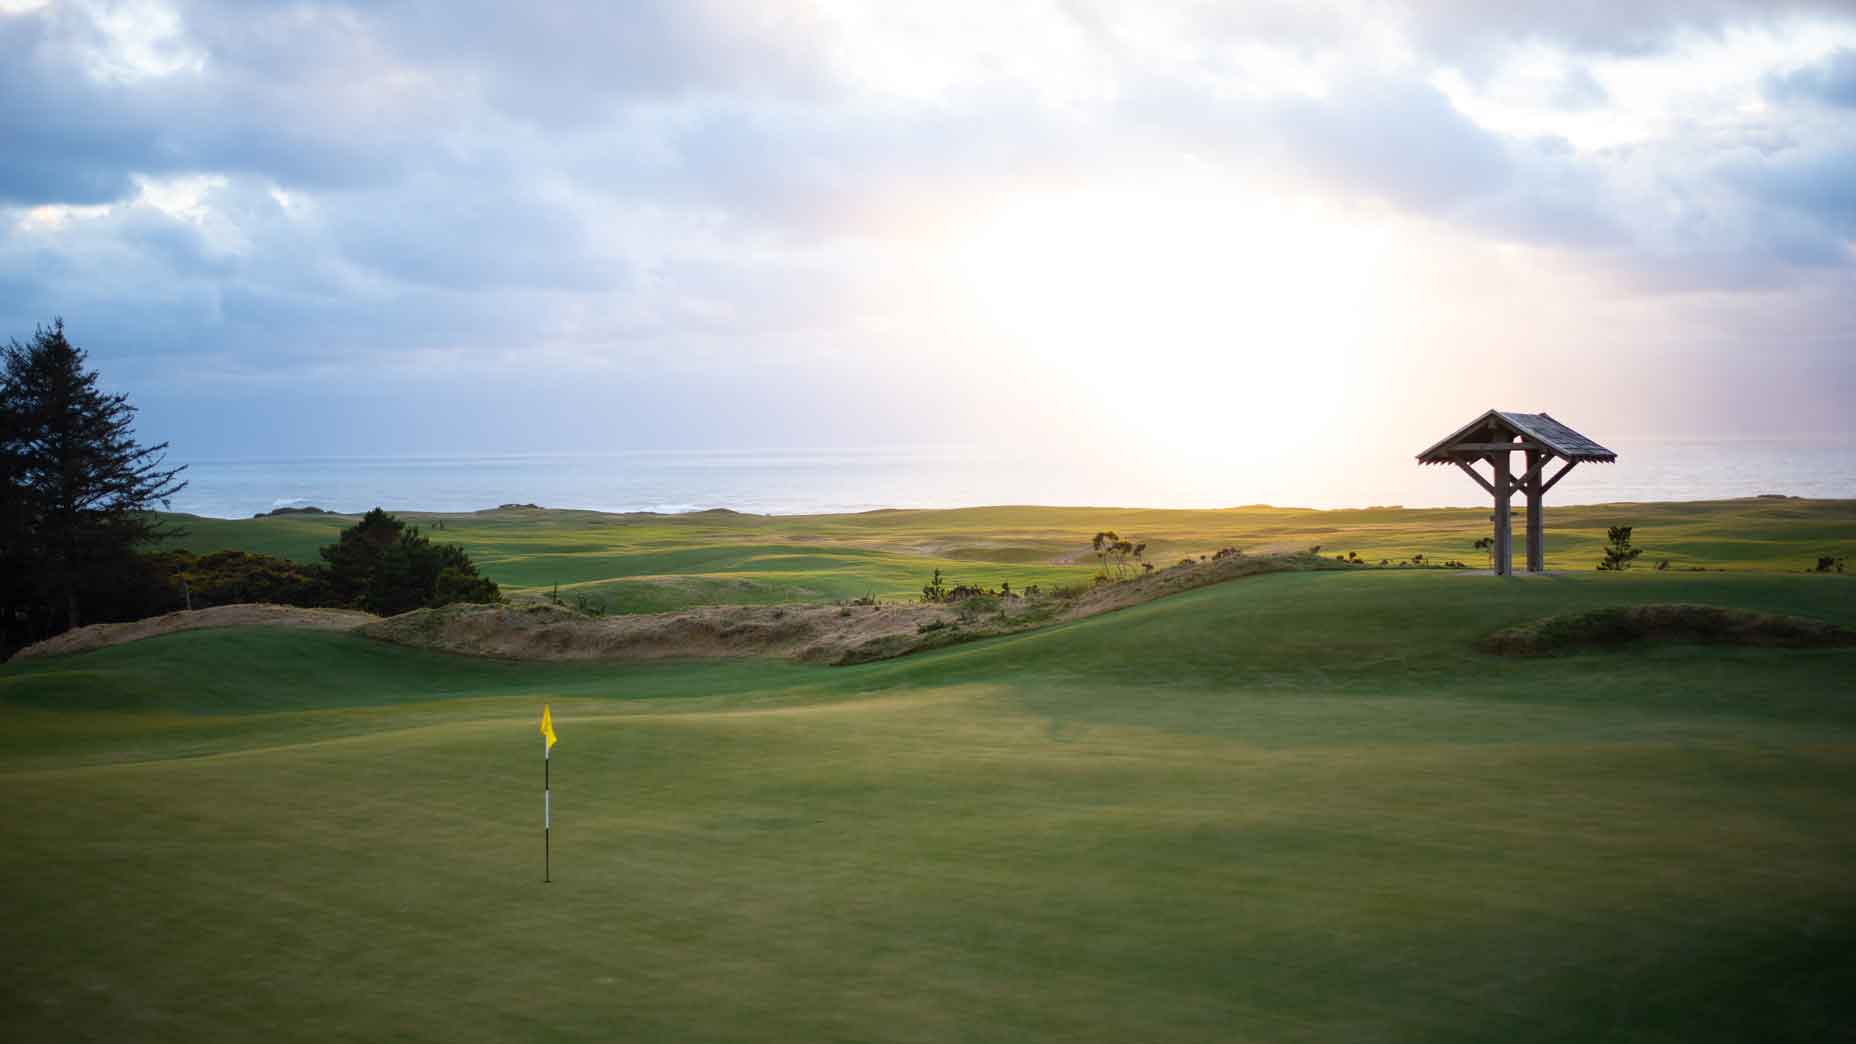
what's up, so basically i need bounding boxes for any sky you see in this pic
[2,0,1854,507]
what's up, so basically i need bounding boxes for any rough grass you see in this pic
[354,551,1345,668]
[2,568,1854,1041]
[154,498,1856,615]
[1484,602,1856,656]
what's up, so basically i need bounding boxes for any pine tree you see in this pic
[1,320,187,639]
[1596,525,1643,571]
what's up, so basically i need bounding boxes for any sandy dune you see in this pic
[11,604,378,661]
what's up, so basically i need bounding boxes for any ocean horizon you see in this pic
[164,439,1856,520]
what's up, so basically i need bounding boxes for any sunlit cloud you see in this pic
[0,0,1850,475]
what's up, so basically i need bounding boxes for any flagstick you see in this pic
[544,738,552,884]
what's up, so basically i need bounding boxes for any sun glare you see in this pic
[953,181,1385,453]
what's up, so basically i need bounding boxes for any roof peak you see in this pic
[1418,410,1617,464]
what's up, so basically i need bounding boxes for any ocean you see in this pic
[164,440,1856,520]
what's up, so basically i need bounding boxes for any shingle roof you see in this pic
[1417,409,1617,464]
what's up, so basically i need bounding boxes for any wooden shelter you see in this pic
[1417,411,1616,575]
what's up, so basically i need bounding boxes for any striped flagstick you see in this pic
[540,704,557,883]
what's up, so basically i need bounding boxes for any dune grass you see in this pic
[157,498,1856,615]
[4,567,1854,1041]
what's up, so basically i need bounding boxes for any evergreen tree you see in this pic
[1,320,186,642]
[1597,525,1643,571]
[320,508,499,615]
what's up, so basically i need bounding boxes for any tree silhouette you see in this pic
[320,508,498,615]
[1091,531,1144,580]
[1473,536,1494,569]
[1597,526,1643,571]
[2,319,185,639]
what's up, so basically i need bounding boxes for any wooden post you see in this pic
[1525,450,1545,573]
[1491,450,1512,576]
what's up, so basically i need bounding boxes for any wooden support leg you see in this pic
[1492,451,1512,576]
[1525,450,1545,573]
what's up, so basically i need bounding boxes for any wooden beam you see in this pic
[1540,459,1578,495]
[1492,452,1512,576]
[1507,450,1556,494]
[1525,449,1545,573]
[1452,459,1496,496]
[1440,441,1549,454]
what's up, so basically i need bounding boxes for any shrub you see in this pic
[320,508,499,615]
[955,594,1001,621]
[1484,604,1856,656]
[164,549,329,609]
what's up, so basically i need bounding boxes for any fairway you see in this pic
[158,498,1856,613]
[4,568,1855,1041]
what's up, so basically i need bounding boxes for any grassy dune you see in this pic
[160,498,1856,613]
[4,568,1854,1041]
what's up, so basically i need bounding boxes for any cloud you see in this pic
[370,0,834,124]
[1724,144,1856,237]
[1267,77,1514,213]
[1394,0,1856,64]
[1767,47,1856,106]
[3,0,1855,461]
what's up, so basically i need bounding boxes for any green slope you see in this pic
[3,569,1854,1041]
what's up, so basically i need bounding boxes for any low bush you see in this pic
[153,549,331,610]
[1483,603,1856,656]
[955,594,1002,621]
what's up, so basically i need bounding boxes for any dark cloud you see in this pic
[0,2,446,206]
[1767,48,1856,107]
[1725,145,1856,237]
[322,175,625,294]
[1266,77,1513,213]
[0,16,156,204]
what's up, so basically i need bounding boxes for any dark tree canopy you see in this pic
[320,508,499,615]
[1,319,185,647]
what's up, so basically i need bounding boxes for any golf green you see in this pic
[4,568,1854,1040]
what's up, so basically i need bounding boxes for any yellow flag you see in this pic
[540,704,557,755]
